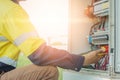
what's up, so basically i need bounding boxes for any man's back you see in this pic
[0,0,20,72]
[0,0,32,69]
[0,0,45,70]
[0,0,15,16]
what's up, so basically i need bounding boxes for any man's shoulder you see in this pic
[0,0,13,13]
[0,0,25,17]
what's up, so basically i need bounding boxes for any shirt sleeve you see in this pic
[28,43,85,71]
[3,6,45,56]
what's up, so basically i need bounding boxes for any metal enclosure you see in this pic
[66,0,120,79]
[115,0,120,73]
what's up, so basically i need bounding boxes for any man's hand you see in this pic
[82,49,105,66]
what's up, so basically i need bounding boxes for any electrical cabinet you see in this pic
[115,0,120,73]
[65,0,120,79]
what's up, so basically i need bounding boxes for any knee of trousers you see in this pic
[35,65,59,79]
[46,66,59,78]
[49,66,58,73]
[44,66,58,74]
[34,65,59,74]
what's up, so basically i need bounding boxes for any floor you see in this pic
[62,70,117,80]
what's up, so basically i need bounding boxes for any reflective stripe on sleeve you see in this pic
[0,36,8,41]
[0,57,17,67]
[14,31,39,46]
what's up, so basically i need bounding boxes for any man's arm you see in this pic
[82,49,104,66]
[28,43,85,71]
[28,43,104,71]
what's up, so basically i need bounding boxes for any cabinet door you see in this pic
[115,0,120,73]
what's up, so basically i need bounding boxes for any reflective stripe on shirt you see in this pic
[0,57,17,67]
[14,31,39,46]
[0,36,8,41]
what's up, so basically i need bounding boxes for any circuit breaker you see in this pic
[68,0,120,73]
[67,0,120,79]
[86,0,110,70]
[68,0,110,71]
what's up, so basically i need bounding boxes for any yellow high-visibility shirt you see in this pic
[0,0,45,67]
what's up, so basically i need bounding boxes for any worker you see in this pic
[0,0,105,80]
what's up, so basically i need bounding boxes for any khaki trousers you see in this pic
[0,64,58,80]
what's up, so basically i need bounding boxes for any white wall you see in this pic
[68,0,92,54]
[20,0,69,39]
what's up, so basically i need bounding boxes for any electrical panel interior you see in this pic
[84,0,109,71]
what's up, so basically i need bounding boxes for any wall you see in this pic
[68,0,92,54]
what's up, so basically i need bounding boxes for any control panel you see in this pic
[85,0,109,70]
